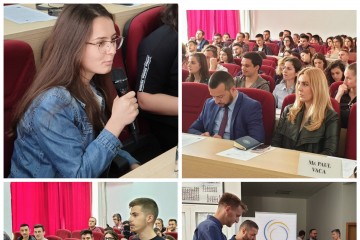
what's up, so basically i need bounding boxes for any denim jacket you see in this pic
[9,87,138,178]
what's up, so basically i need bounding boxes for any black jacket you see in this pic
[272,104,338,156]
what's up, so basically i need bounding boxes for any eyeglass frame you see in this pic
[104,237,115,240]
[86,36,124,54]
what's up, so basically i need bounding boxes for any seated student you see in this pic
[9,4,139,178]
[212,33,224,48]
[234,52,270,92]
[222,32,232,47]
[344,36,356,52]
[195,29,209,52]
[186,40,197,55]
[293,33,316,56]
[186,52,210,84]
[252,34,273,55]
[273,57,302,109]
[335,62,357,128]
[278,36,296,57]
[188,71,265,142]
[300,49,312,67]
[154,218,166,233]
[274,57,289,85]
[272,67,338,156]
[219,47,235,64]
[104,230,118,240]
[325,60,345,86]
[338,49,350,68]
[311,53,328,72]
[203,45,228,72]
[232,32,249,53]
[232,43,244,59]
[136,5,178,153]
[327,35,343,59]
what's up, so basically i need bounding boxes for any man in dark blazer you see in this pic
[188,71,265,142]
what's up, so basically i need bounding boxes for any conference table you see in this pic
[4,4,160,67]
[182,133,353,178]
[121,147,177,178]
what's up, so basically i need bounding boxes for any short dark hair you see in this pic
[284,29,291,35]
[208,71,235,90]
[240,220,259,230]
[187,40,197,46]
[168,219,177,224]
[300,34,309,41]
[264,30,270,34]
[218,192,248,212]
[243,52,263,69]
[309,229,317,234]
[331,229,341,236]
[104,230,119,240]
[20,224,30,228]
[129,198,159,221]
[232,42,242,49]
[34,224,45,231]
[214,33,222,38]
[255,34,264,39]
[80,229,93,237]
[312,34,320,42]
[311,53,328,69]
[279,31,284,37]
[285,57,303,74]
[204,45,218,58]
[298,230,305,236]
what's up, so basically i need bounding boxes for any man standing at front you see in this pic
[230,220,258,240]
[129,197,164,240]
[188,71,265,142]
[17,224,36,240]
[34,225,47,240]
[308,229,318,240]
[193,192,247,240]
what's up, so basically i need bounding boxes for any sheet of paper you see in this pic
[182,134,205,147]
[328,156,357,178]
[4,5,57,24]
[216,147,260,161]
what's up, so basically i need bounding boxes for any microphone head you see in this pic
[112,68,128,95]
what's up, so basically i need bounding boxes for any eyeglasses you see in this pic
[104,237,115,240]
[86,36,124,54]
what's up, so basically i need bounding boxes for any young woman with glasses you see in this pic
[9,4,139,178]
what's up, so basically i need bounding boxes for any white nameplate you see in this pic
[298,153,342,178]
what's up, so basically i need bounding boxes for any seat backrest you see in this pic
[122,6,164,91]
[71,230,82,239]
[4,40,36,177]
[262,58,276,68]
[233,58,242,66]
[165,232,178,239]
[112,228,121,234]
[237,88,275,144]
[182,82,211,132]
[182,68,189,82]
[260,74,275,93]
[329,81,343,98]
[221,63,241,77]
[266,56,278,65]
[46,236,62,240]
[13,231,22,240]
[309,44,323,53]
[92,231,104,240]
[264,42,279,55]
[348,53,356,64]
[281,93,296,114]
[64,238,81,240]
[56,229,72,239]
[345,103,356,160]
[260,65,276,78]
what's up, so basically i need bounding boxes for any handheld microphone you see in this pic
[111,68,139,144]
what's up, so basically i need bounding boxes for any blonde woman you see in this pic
[272,67,338,156]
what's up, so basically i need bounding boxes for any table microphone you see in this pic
[111,68,139,144]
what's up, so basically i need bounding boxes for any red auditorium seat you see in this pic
[264,42,279,55]
[46,236,62,240]
[92,231,104,240]
[112,228,121,234]
[71,230,82,239]
[266,56,278,65]
[4,40,36,177]
[260,65,276,78]
[309,44,324,53]
[56,229,71,239]
[64,238,81,240]
[182,82,211,133]
[233,58,242,66]
[260,74,275,93]
[182,68,189,82]
[329,81,343,98]
[221,63,241,77]
[247,41,256,51]
[345,103,356,160]
[237,88,275,145]
[165,232,178,239]
[262,59,276,68]
[13,231,22,240]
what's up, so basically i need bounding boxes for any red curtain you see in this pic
[11,182,91,235]
[187,10,240,42]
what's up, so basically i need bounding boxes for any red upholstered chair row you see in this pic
[4,40,36,177]
[56,229,71,239]
[221,63,241,77]
[260,64,276,79]
[260,74,275,93]
[329,81,343,98]
[165,231,178,239]
[264,42,279,56]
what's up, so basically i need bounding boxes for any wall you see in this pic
[307,182,356,239]
[4,182,12,235]
[242,195,307,232]
[105,182,178,227]
[250,10,356,40]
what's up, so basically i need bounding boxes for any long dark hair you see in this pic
[11,4,114,136]
[186,52,210,83]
